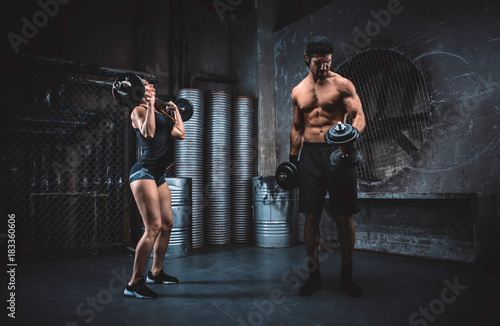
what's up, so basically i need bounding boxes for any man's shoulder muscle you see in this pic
[292,77,312,99]
[331,73,355,94]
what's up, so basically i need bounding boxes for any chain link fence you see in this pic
[1,59,131,260]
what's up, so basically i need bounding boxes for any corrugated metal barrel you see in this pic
[252,176,297,248]
[231,96,255,243]
[165,177,192,258]
[144,177,192,258]
[175,88,205,249]
[204,90,232,245]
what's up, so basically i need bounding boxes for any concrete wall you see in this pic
[2,0,235,95]
[231,0,280,176]
[2,0,138,69]
[273,0,499,265]
[274,0,499,194]
[185,0,233,92]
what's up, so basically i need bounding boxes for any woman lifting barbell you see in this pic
[124,79,185,299]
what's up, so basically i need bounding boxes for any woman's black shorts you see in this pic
[298,142,360,216]
[129,162,167,187]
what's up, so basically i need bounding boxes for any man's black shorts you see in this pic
[298,142,360,216]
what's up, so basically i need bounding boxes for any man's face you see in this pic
[307,54,332,79]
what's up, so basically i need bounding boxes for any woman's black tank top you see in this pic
[133,107,173,172]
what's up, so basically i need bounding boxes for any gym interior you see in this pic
[1,0,499,325]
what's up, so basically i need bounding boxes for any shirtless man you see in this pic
[290,36,366,297]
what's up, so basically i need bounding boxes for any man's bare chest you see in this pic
[296,87,342,113]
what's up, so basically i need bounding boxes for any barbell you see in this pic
[112,73,194,122]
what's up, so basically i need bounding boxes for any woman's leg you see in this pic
[151,182,174,275]
[129,179,162,285]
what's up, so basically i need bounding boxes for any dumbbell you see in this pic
[275,159,299,190]
[111,73,194,122]
[324,121,362,169]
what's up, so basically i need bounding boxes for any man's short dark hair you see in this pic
[304,36,334,67]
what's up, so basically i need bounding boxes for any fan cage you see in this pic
[335,48,432,183]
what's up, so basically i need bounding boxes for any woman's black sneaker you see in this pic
[146,268,179,284]
[124,278,158,299]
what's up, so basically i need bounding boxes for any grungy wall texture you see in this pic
[274,0,499,194]
[274,0,499,264]
[3,0,235,95]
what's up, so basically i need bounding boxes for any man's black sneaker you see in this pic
[299,271,322,296]
[146,268,179,284]
[340,261,364,297]
[124,278,158,299]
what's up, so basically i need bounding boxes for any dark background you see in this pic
[1,0,498,267]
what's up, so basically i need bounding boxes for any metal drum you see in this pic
[253,176,297,248]
[145,177,192,258]
[165,177,192,258]
[204,90,232,245]
[231,96,255,243]
[175,88,205,249]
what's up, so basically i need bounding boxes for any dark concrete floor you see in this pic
[10,244,500,326]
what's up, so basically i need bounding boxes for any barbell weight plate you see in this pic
[329,148,362,169]
[112,73,146,108]
[324,122,359,145]
[275,161,299,190]
[174,98,194,122]
[111,73,194,122]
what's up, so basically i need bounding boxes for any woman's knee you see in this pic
[144,222,162,238]
[161,218,173,233]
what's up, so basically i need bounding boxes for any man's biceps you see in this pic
[343,96,353,105]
